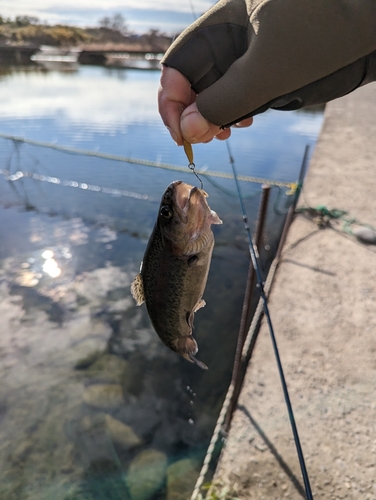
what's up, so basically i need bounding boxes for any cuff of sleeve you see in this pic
[217,51,376,128]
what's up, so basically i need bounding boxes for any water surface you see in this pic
[0,64,324,500]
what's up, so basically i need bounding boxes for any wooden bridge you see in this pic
[0,44,165,66]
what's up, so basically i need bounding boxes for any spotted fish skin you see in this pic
[131,181,222,369]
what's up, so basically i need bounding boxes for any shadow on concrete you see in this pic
[238,404,306,499]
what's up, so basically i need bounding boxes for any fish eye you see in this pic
[160,205,173,219]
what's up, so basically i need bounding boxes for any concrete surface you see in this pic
[212,83,376,499]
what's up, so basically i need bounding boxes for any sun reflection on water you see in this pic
[13,246,74,288]
[41,250,62,278]
[42,256,61,278]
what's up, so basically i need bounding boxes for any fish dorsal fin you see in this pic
[130,273,145,306]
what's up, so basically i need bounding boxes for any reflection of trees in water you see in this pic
[0,64,55,82]
[1,137,37,211]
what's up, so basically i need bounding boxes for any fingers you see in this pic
[159,66,253,145]
[181,105,252,143]
[215,129,232,141]
[233,117,254,128]
[180,103,223,144]
[158,66,194,145]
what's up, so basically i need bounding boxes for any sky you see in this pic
[0,0,217,34]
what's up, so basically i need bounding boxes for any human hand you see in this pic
[158,66,253,146]
[159,0,376,147]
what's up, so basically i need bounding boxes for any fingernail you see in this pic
[166,126,178,145]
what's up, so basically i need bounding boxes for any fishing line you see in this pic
[226,139,314,500]
[188,0,197,21]
[183,0,204,192]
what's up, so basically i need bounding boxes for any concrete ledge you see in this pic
[212,83,376,499]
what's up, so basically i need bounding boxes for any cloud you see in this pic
[0,0,216,32]
[0,67,162,127]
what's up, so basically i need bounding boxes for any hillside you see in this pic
[0,15,173,52]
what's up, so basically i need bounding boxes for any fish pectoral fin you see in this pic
[210,209,223,225]
[130,273,145,306]
[186,311,194,328]
[194,299,206,313]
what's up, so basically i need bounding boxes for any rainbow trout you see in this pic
[131,180,222,369]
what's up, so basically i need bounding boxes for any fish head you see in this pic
[158,181,222,253]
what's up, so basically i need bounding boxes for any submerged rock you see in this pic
[83,384,124,410]
[105,414,142,450]
[86,353,129,384]
[75,350,102,370]
[67,458,131,500]
[166,458,200,500]
[120,352,146,397]
[127,449,168,500]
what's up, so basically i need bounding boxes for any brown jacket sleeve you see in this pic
[162,0,376,127]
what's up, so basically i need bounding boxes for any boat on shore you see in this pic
[31,45,81,70]
[104,51,163,70]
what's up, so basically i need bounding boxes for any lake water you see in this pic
[0,64,324,500]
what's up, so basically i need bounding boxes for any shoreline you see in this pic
[209,82,376,499]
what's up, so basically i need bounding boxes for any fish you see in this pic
[131,180,222,369]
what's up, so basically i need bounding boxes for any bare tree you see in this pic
[98,13,128,34]
[15,15,40,27]
[98,16,111,29]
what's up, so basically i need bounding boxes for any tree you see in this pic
[98,16,111,29]
[98,13,127,34]
[15,15,39,27]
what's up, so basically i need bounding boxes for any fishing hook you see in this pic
[184,140,204,190]
[188,161,204,190]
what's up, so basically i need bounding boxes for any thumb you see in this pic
[180,102,222,144]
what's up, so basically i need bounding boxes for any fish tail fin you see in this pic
[175,336,208,370]
[188,353,208,370]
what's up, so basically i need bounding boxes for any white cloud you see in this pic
[288,116,323,139]
[1,0,214,14]
[0,68,161,126]
[0,1,216,31]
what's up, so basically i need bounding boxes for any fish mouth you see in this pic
[174,182,208,214]
[175,182,194,213]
